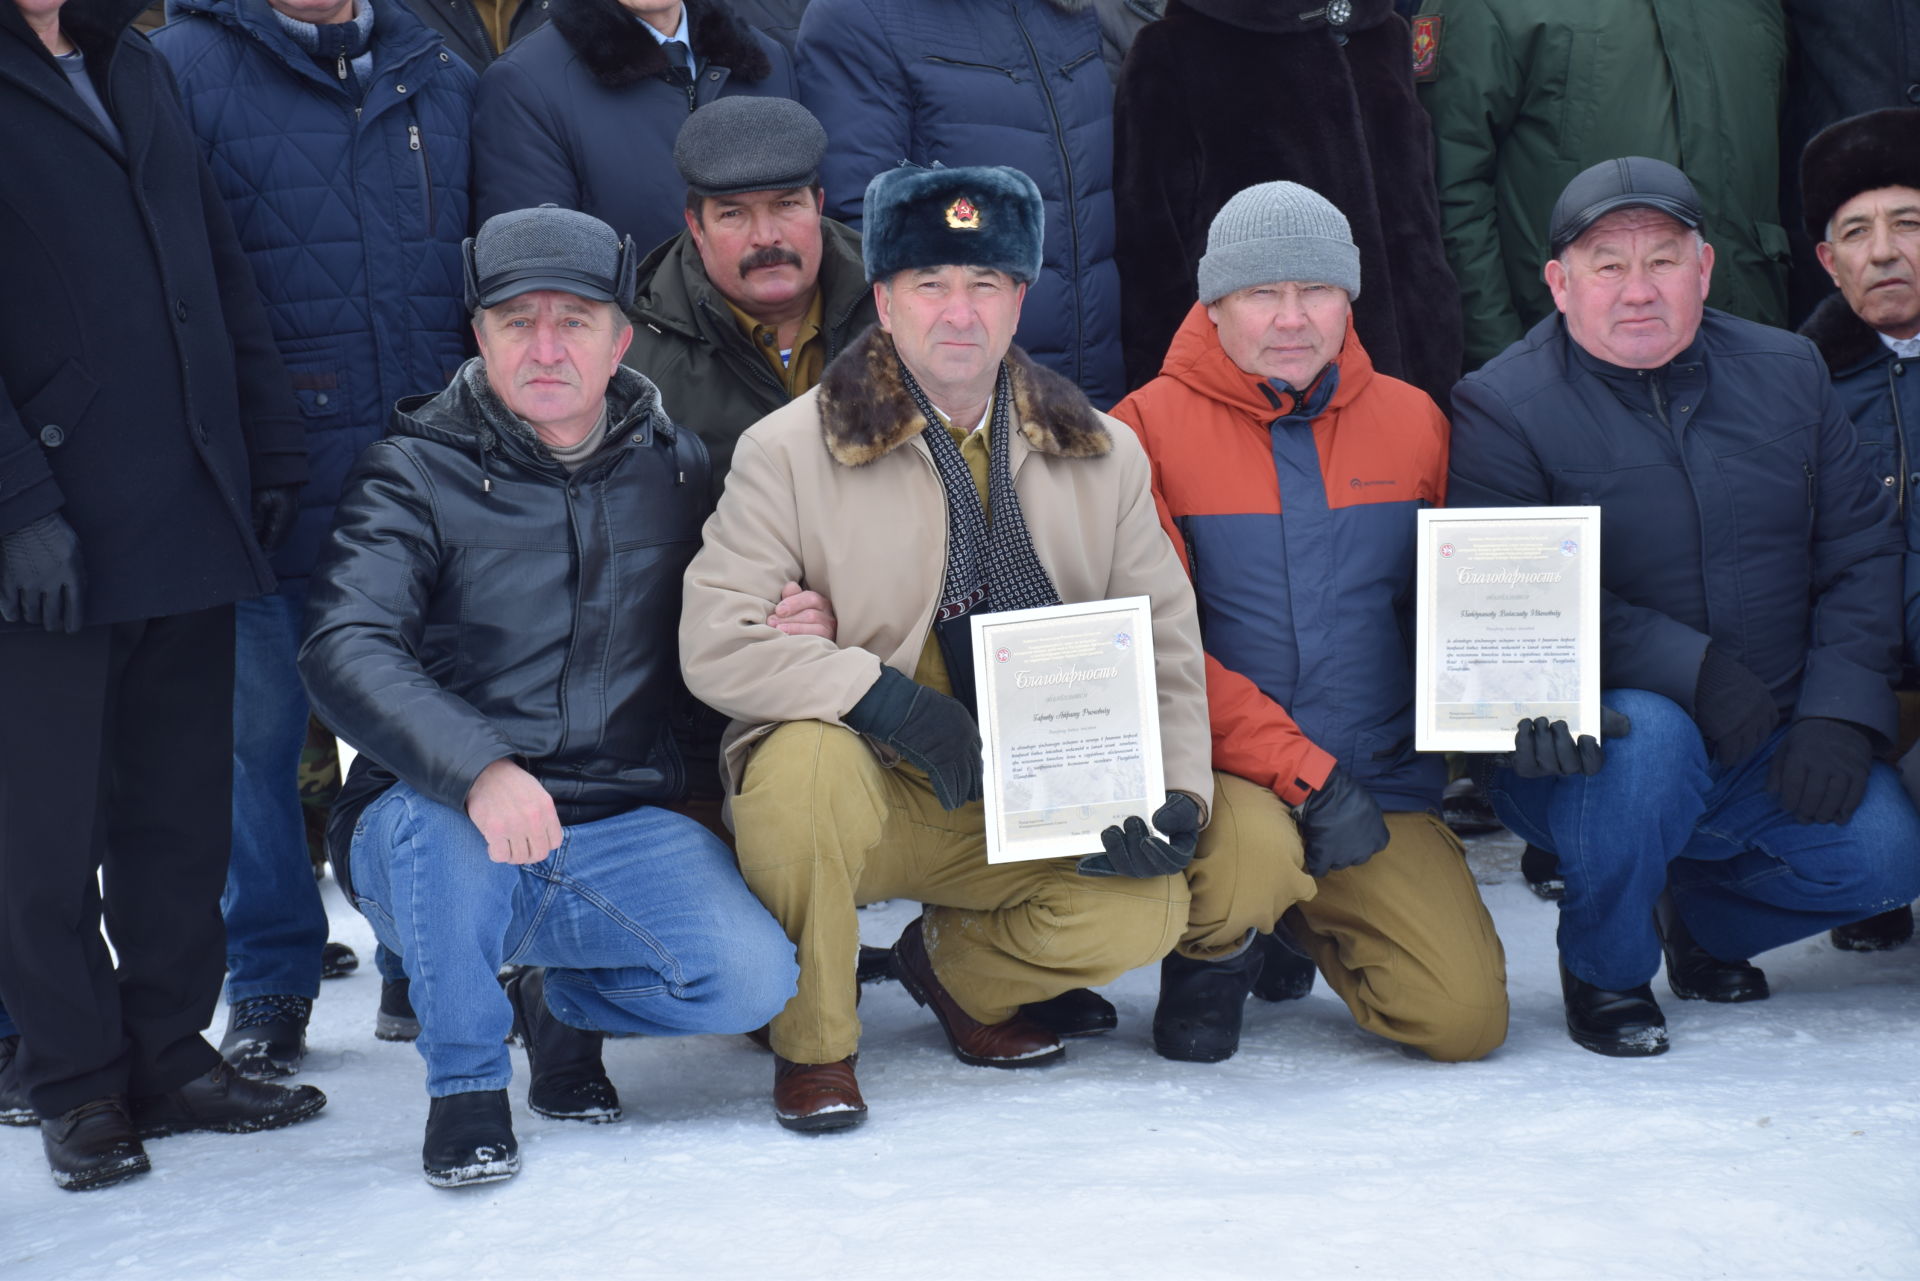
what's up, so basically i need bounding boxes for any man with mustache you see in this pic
[299,206,798,1186]
[1798,107,1920,952]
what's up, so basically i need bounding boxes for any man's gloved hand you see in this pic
[0,512,85,633]
[843,666,982,811]
[1694,645,1779,768]
[1504,708,1633,778]
[1768,717,1873,825]
[1293,766,1389,877]
[1078,792,1201,879]
[251,484,300,554]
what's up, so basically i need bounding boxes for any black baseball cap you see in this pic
[1548,157,1704,256]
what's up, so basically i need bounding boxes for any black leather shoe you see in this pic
[1248,926,1316,1003]
[0,1035,37,1127]
[218,995,311,1080]
[131,1062,327,1139]
[1560,961,1668,1057]
[1521,844,1565,901]
[376,976,421,1042]
[1655,893,1769,1003]
[505,968,621,1122]
[1152,942,1263,1063]
[43,1096,149,1192]
[422,1089,519,1188]
[1831,904,1915,952]
[1020,988,1118,1038]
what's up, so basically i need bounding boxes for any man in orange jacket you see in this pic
[1111,181,1512,1063]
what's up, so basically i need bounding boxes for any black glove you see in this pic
[1294,767,1389,877]
[252,484,300,554]
[1693,645,1779,768]
[843,666,982,811]
[1504,708,1633,778]
[0,512,85,633]
[1767,717,1873,825]
[1079,792,1201,879]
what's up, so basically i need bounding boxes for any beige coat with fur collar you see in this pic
[679,326,1213,817]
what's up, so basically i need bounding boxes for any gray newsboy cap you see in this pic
[1198,181,1360,304]
[463,204,636,311]
[674,97,828,198]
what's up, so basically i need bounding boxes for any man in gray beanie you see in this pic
[299,205,798,1186]
[1111,180,1512,1067]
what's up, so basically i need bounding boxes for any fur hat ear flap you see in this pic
[860,163,1045,285]
[1800,107,1920,243]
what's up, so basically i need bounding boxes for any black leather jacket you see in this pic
[299,358,709,895]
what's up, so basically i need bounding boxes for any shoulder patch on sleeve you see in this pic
[1412,14,1442,83]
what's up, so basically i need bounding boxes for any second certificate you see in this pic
[970,597,1166,864]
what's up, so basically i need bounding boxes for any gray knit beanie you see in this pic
[1197,181,1361,304]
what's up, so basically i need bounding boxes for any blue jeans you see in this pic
[1490,688,1920,990]
[349,782,798,1096]
[223,581,329,1003]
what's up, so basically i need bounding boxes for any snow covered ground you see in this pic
[3,830,1918,1281]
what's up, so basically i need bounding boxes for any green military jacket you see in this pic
[624,216,877,498]
[1415,0,1788,368]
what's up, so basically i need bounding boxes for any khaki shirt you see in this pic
[725,291,825,399]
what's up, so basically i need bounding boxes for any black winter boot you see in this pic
[320,941,359,979]
[1152,940,1264,1063]
[422,1089,519,1188]
[1831,904,1915,952]
[1655,893,1769,1003]
[1248,925,1316,1003]
[1021,988,1119,1038]
[376,976,421,1042]
[1560,961,1668,1057]
[219,995,311,1079]
[42,1097,149,1192]
[504,968,621,1122]
[1521,844,1565,901]
[0,1035,36,1126]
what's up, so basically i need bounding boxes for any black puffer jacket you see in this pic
[300,359,710,895]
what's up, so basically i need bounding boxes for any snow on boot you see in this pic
[376,977,421,1042]
[1521,844,1565,901]
[1152,941,1263,1063]
[1248,927,1316,1003]
[1560,961,1668,1058]
[42,1096,148,1192]
[422,1089,519,1188]
[1831,904,1915,952]
[320,941,359,979]
[218,995,311,1079]
[0,1035,37,1126]
[131,1061,327,1138]
[505,967,621,1122]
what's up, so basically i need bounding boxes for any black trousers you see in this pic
[0,605,233,1117]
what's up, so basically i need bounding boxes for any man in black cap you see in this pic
[1798,107,1920,953]
[298,205,798,1187]
[1448,157,1920,1057]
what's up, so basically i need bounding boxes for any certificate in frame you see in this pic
[1415,506,1601,753]
[970,596,1166,864]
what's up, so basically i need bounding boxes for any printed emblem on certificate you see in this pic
[970,596,1166,864]
[1415,506,1601,753]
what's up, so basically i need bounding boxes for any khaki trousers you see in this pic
[732,722,1190,1065]
[1183,771,1509,1063]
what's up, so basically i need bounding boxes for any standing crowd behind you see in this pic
[2,0,1919,1193]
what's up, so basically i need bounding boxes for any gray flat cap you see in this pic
[463,204,636,311]
[674,97,828,198]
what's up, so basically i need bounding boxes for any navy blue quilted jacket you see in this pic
[154,0,476,582]
[794,0,1124,407]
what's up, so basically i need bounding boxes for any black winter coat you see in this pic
[0,0,304,629]
[1450,311,1902,743]
[300,361,709,896]
[1114,0,1461,406]
[395,0,549,71]
[471,0,794,254]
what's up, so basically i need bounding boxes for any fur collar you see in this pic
[818,324,1111,468]
[1800,292,1893,374]
[550,0,771,91]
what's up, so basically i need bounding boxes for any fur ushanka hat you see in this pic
[1800,108,1920,242]
[860,163,1044,285]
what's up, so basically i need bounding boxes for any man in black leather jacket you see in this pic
[298,206,798,1188]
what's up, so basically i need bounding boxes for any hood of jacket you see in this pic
[632,215,871,350]
[816,324,1112,468]
[394,357,670,476]
[1172,0,1394,36]
[1801,291,1895,377]
[549,0,771,89]
[1154,300,1376,421]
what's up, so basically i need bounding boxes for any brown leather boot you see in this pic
[772,1056,867,1133]
[890,916,1064,1069]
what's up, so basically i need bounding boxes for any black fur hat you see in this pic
[1800,108,1920,242]
[860,164,1044,285]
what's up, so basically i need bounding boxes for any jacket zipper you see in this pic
[1892,361,1910,522]
[923,55,1020,81]
[409,123,436,232]
[1010,5,1084,389]
[336,51,348,80]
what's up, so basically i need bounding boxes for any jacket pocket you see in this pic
[19,358,100,452]
[1058,48,1097,78]
[922,54,1022,83]
[289,368,351,420]
[408,122,436,236]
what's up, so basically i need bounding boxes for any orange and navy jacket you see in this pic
[1110,303,1450,811]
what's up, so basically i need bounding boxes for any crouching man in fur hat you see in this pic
[680,165,1213,1131]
